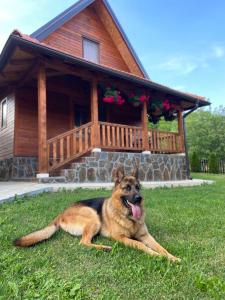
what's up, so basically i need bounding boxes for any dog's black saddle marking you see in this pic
[77,197,106,215]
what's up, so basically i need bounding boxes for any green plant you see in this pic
[191,151,201,172]
[209,153,219,173]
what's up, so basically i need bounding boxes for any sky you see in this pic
[0,0,225,108]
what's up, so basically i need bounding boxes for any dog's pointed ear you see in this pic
[131,168,139,180]
[113,166,125,186]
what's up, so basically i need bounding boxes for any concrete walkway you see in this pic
[0,179,214,204]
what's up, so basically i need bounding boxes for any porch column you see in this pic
[37,64,48,176]
[91,78,100,150]
[141,101,149,152]
[177,111,185,152]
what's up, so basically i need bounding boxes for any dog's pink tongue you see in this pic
[129,203,142,219]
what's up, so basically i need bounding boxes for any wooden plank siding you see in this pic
[94,0,145,77]
[43,5,130,73]
[14,87,77,157]
[0,95,15,160]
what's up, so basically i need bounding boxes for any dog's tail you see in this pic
[13,218,60,247]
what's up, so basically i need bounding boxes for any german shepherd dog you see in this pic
[14,167,180,262]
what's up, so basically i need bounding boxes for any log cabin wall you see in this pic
[43,5,130,72]
[14,85,89,157]
[0,95,15,160]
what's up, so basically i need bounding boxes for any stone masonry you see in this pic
[62,152,187,183]
[0,157,37,181]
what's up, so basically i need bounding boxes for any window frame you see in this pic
[1,98,7,129]
[82,36,100,64]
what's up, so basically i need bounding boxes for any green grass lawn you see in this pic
[0,173,225,299]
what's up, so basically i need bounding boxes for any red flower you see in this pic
[103,96,114,103]
[117,95,125,105]
[163,99,171,110]
[139,95,150,102]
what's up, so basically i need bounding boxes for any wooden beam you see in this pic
[38,64,48,173]
[177,111,185,152]
[91,78,100,148]
[16,62,39,88]
[10,58,36,65]
[141,101,148,151]
[44,59,95,81]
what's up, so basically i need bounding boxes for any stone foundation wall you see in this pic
[63,152,187,183]
[0,157,37,181]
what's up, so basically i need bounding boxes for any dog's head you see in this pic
[111,167,144,220]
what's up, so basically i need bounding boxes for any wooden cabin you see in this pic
[0,0,209,182]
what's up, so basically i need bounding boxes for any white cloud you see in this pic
[159,56,198,75]
[212,46,224,58]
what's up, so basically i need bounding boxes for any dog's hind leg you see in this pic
[80,222,112,251]
[59,206,111,251]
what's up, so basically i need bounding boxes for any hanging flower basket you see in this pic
[103,87,125,106]
[148,98,179,124]
[128,92,150,107]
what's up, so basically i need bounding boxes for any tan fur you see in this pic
[14,167,180,262]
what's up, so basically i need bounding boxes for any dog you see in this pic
[13,167,180,262]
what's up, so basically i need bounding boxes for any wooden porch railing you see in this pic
[99,122,143,151]
[148,129,183,153]
[47,122,92,171]
[46,122,184,171]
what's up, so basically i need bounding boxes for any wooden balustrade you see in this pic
[99,122,143,151]
[46,122,183,171]
[147,129,181,153]
[47,122,92,171]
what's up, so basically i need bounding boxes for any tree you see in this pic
[209,153,219,173]
[190,151,201,172]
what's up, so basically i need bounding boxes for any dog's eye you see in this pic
[126,184,131,191]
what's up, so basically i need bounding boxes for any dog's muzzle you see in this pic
[122,194,142,219]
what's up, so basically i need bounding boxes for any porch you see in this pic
[0,34,209,180]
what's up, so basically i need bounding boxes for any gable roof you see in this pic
[30,0,149,78]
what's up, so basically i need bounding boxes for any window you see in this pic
[83,37,99,63]
[1,99,7,128]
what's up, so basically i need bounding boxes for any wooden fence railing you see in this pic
[201,159,225,173]
[147,130,182,153]
[47,122,184,171]
[47,122,92,171]
[99,122,143,151]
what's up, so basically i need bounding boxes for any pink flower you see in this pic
[103,96,114,103]
[117,95,125,105]
[163,99,171,110]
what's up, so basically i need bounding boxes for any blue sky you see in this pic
[0,0,224,108]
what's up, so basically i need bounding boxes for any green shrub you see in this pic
[191,151,201,172]
[209,153,219,173]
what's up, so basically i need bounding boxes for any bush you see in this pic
[190,151,201,172]
[209,153,219,173]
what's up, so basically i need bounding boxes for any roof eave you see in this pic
[0,35,210,107]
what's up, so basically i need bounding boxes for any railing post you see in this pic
[141,101,149,151]
[177,110,185,152]
[91,78,100,149]
[37,63,48,177]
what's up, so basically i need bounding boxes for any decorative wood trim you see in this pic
[38,64,48,173]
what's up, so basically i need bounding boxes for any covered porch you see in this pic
[0,31,209,178]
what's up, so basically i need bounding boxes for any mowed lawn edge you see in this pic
[0,173,225,299]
